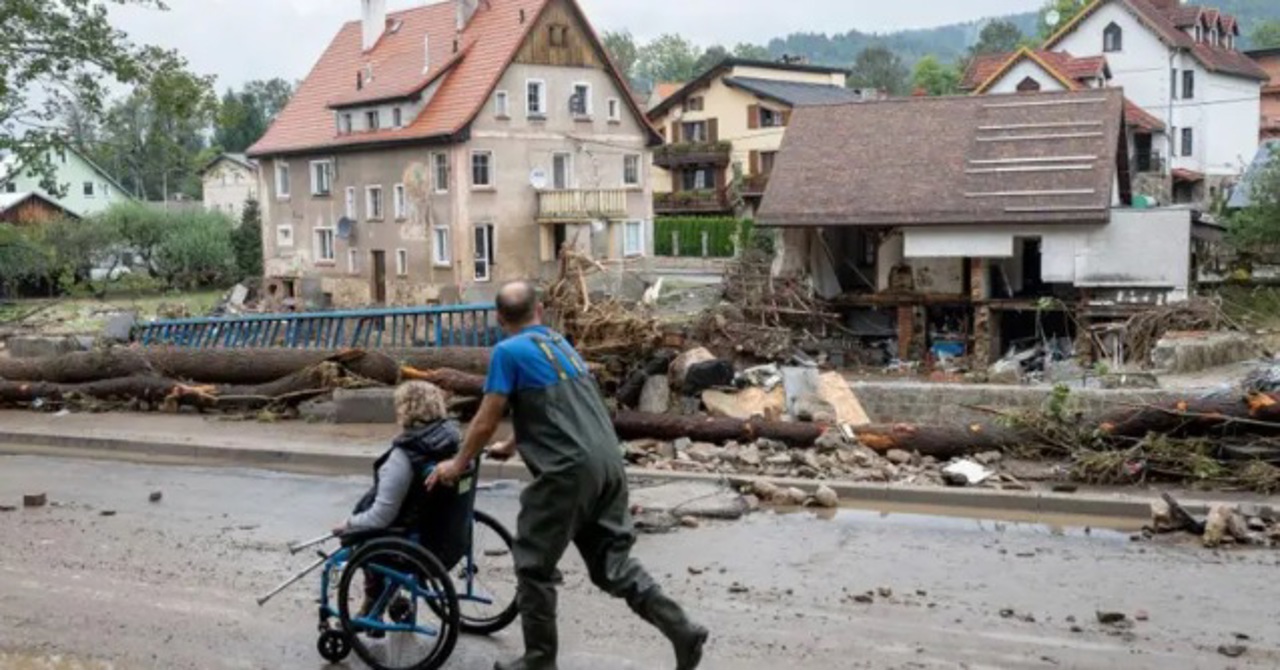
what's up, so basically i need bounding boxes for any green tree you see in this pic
[1229,146,1280,251]
[233,197,264,280]
[734,43,772,60]
[244,78,294,122]
[154,211,237,290]
[0,0,188,196]
[99,202,167,273]
[215,88,268,153]
[1251,20,1280,49]
[693,45,730,75]
[36,216,124,292]
[1038,0,1090,40]
[848,45,909,96]
[912,55,961,96]
[602,31,640,87]
[636,34,702,88]
[971,20,1024,56]
[0,225,51,294]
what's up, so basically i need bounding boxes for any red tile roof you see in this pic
[651,82,685,104]
[1172,168,1205,182]
[960,53,1014,91]
[249,0,656,157]
[1168,5,1203,27]
[960,50,1107,92]
[1124,99,1166,132]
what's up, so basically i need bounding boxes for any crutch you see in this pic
[289,532,337,555]
[257,550,333,607]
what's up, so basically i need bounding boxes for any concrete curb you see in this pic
[0,429,1213,520]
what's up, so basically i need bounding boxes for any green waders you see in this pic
[496,333,707,670]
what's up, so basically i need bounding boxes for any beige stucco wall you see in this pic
[203,160,259,221]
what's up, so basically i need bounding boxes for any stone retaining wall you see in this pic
[850,382,1183,426]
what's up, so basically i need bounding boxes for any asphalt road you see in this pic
[1,455,1277,670]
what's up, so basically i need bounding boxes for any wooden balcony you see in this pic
[653,142,732,169]
[741,174,770,196]
[537,189,630,221]
[654,189,731,215]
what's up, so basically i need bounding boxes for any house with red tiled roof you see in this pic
[959,47,1172,204]
[1041,0,1267,205]
[1249,47,1280,141]
[247,0,660,306]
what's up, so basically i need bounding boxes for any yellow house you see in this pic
[647,58,868,217]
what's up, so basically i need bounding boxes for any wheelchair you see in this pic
[259,462,518,670]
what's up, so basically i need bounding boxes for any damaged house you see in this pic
[757,88,1216,366]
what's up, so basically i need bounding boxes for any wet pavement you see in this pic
[1,455,1278,669]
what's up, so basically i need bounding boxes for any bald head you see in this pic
[495,281,539,329]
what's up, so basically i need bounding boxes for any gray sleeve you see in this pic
[347,450,414,530]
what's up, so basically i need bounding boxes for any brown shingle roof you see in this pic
[249,0,657,157]
[757,88,1126,228]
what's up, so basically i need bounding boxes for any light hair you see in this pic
[394,381,448,428]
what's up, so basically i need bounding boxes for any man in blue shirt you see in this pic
[429,281,707,670]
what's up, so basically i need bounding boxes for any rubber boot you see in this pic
[630,589,708,670]
[493,616,558,670]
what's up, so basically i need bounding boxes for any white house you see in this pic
[199,153,259,220]
[1044,0,1267,203]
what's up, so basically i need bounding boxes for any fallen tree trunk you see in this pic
[1095,392,1280,440]
[613,411,825,447]
[400,367,487,397]
[0,346,494,384]
[852,423,1024,458]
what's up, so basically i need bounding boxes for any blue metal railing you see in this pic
[135,304,502,349]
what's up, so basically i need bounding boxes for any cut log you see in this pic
[1095,392,1280,440]
[400,367,487,398]
[612,411,825,447]
[852,423,1023,458]
[0,346,494,385]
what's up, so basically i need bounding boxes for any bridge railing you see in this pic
[135,304,503,349]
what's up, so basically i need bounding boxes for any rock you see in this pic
[810,485,839,509]
[672,437,692,453]
[0,505,16,512]
[99,510,117,517]
[781,487,808,506]
[683,360,735,396]
[149,491,163,503]
[764,454,791,466]
[974,451,1003,465]
[1096,611,1128,625]
[885,449,913,466]
[1217,644,1247,658]
[755,438,787,452]
[669,347,715,389]
[687,566,705,575]
[999,608,1015,619]
[743,494,761,511]
[792,393,837,424]
[1225,511,1254,543]
[679,516,700,528]
[102,312,138,343]
[1203,503,1234,548]
[1070,625,1084,634]
[1247,516,1267,532]
[752,481,780,501]
[942,471,969,487]
[877,587,893,598]
[814,429,848,453]
[737,444,762,467]
[1134,609,1149,622]
[22,493,47,508]
[793,450,821,470]
[656,442,677,460]
[634,509,679,534]
[728,583,749,594]
[702,387,785,421]
[685,443,719,464]
[852,593,874,604]
[1149,498,1174,531]
[639,375,671,414]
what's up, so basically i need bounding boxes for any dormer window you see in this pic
[392,107,402,128]
[1194,26,1202,42]
[367,110,380,131]
[1103,22,1123,52]
[357,71,364,90]
[340,113,353,134]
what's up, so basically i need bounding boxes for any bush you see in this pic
[232,198,264,280]
[97,202,168,272]
[154,210,238,290]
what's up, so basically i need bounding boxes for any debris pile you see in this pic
[1144,493,1280,548]
[1116,297,1238,367]
[545,249,661,371]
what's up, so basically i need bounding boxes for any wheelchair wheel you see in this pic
[337,538,459,670]
[317,630,351,663]
[458,510,520,636]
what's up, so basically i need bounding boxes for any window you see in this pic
[348,248,361,275]
[548,23,568,47]
[275,162,290,199]
[393,183,407,219]
[759,108,784,128]
[1195,25,1202,42]
[681,121,708,142]
[340,113,353,134]
[392,107,403,128]
[366,110,380,131]
[570,83,592,117]
[3,182,15,194]
[314,227,336,263]
[607,98,621,122]
[495,90,510,118]
[526,79,547,117]
[366,185,384,220]
[1181,127,1194,157]
[1016,76,1042,93]
[276,225,293,247]
[345,187,357,219]
[395,249,408,277]
[310,161,332,196]
[432,226,451,266]
[681,168,714,191]
[83,181,95,197]
[474,224,495,282]
[471,150,493,188]
[623,221,644,257]
[1103,22,1123,52]
[552,152,572,190]
[760,151,777,176]
[432,152,449,193]
[623,154,641,187]
[684,97,704,112]
[1182,70,1195,99]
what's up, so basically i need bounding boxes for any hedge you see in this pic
[654,217,754,258]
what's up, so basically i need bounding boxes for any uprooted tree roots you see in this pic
[545,249,661,372]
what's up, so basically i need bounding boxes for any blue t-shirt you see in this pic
[483,326,589,396]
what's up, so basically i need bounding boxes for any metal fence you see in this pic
[135,304,503,349]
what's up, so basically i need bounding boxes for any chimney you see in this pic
[456,0,479,33]
[362,0,387,52]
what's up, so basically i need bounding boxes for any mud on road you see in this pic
[1,455,1278,669]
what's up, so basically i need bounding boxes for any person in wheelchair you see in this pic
[333,381,472,635]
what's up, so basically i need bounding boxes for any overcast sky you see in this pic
[112,0,1043,90]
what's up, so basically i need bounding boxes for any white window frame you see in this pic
[314,227,336,263]
[345,186,357,219]
[309,160,332,196]
[494,90,510,118]
[471,150,494,189]
[348,248,360,275]
[432,152,449,193]
[393,183,407,220]
[340,113,353,134]
[526,79,547,118]
[275,162,291,199]
[552,152,573,190]
[276,225,294,247]
[623,220,644,257]
[432,226,451,267]
[366,185,384,220]
[570,82,592,118]
[607,97,621,122]
[395,248,409,277]
[474,224,495,282]
[623,154,641,187]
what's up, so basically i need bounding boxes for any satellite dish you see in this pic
[529,167,548,190]
[336,217,355,240]
[1045,9,1061,28]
